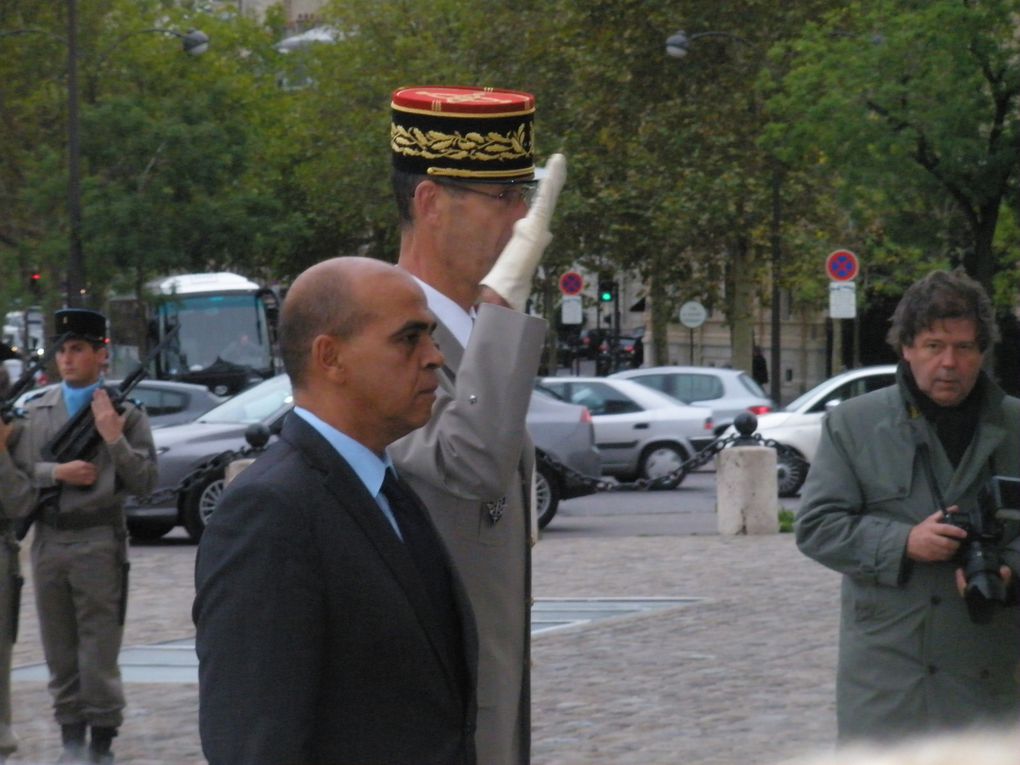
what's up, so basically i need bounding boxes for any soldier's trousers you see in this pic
[0,539,19,755]
[32,532,126,728]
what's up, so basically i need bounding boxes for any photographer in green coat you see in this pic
[797,269,1020,743]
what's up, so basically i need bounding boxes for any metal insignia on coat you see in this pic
[484,496,506,524]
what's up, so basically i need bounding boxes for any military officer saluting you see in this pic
[5,308,157,764]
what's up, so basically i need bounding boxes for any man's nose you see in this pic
[939,347,959,367]
[425,338,444,369]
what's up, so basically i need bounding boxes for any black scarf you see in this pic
[898,361,984,468]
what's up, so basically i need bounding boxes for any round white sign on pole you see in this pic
[678,301,708,329]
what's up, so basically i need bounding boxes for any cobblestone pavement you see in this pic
[9,518,842,764]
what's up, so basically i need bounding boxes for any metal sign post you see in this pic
[678,301,707,365]
[826,250,859,374]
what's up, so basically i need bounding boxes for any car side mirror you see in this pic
[824,398,843,413]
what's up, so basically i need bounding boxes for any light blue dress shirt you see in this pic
[292,406,403,540]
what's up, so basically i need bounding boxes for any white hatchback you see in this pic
[729,365,897,496]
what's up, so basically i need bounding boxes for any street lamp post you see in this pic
[665,28,784,406]
[3,4,208,308]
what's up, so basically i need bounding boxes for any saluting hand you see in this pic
[92,388,125,444]
[906,507,968,563]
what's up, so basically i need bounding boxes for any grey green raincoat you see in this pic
[796,369,1020,742]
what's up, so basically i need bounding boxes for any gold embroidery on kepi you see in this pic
[391,85,536,182]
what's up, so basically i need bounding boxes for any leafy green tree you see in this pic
[770,0,1020,298]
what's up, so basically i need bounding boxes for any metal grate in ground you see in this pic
[13,597,703,684]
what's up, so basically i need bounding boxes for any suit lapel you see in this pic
[281,416,468,695]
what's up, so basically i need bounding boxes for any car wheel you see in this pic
[776,448,808,497]
[638,443,687,486]
[126,519,176,542]
[182,471,225,541]
[535,459,561,530]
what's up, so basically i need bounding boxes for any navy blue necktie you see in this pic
[382,470,466,690]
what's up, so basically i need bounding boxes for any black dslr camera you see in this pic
[941,476,1020,624]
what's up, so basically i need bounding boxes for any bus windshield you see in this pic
[159,294,271,374]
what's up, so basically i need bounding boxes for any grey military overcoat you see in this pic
[797,374,1020,741]
[389,303,545,765]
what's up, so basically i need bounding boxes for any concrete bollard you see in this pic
[716,445,779,535]
[224,458,256,486]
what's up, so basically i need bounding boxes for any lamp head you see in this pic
[665,30,690,59]
[181,29,209,56]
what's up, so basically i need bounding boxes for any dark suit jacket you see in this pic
[193,415,478,765]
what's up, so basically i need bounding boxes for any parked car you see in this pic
[128,374,602,541]
[611,365,774,437]
[14,379,225,429]
[537,376,713,482]
[528,388,602,528]
[724,365,897,497]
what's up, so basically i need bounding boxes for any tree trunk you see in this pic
[728,239,754,375]
[649,275,671,367]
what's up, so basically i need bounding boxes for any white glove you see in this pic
[481,153,567,311]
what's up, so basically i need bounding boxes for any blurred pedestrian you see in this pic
[6,308,157,763]
[195,258,478,765]
[388,85,566,764]
[0,414,26,763]
[752,345,768,386]
[797,269,1020,743]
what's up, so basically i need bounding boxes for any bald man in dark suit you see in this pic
[194,257,478,765]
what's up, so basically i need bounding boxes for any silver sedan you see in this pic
[538,377,713,483]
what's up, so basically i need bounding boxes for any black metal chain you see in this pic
[132,444,263,508]
[537,432,807,493]
[134,429,808,509]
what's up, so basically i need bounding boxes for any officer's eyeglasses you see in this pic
[435,179,538,207]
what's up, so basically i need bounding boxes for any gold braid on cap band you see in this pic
[391,122,532,166]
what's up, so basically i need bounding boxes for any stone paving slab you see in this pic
[9,529,843,764]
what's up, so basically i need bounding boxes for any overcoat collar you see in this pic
[893,366,1009,504]
[433,319,463,378]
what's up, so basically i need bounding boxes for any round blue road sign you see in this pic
[826,250,859,282]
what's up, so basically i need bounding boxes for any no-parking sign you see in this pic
[826,250,859,282]
[559,271,584,296]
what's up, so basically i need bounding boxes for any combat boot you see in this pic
[57,722,87,763]
[88,726,117,764]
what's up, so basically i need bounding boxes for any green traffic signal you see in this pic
[598,279,616,302]
[595,279,612,303]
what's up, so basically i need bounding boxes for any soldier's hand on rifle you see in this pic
[54,460,98,486]
[92,388,125,444]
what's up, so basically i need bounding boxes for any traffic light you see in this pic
[598,279,616,303]
[29,271,42,297]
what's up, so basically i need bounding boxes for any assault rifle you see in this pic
[40,323,180,464]
[15,324,180,541]
[0,334,69,424]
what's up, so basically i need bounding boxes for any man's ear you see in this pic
[311,334,345,383]
[413,179,445,223]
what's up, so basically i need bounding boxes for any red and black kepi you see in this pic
[391,85,536,183]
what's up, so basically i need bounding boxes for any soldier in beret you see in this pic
[387,85,567,765]
[2,308,156,763]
